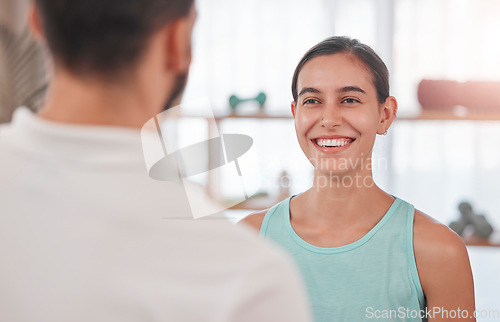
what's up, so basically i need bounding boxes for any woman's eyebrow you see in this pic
[298,87,321,97]
[337,86,366,94]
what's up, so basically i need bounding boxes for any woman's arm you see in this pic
[414,210,476,321]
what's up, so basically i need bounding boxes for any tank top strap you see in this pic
[260,196,292,237]
[402,199,426,308]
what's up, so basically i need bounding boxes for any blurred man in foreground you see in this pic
[0,1,312,321]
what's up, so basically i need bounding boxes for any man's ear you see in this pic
[377,96,398,135]
[291,101,296,118]
[28,3,44,40]
[165,6,196,73]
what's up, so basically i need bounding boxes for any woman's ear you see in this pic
[291,101,296,118]
[377,96,398,135]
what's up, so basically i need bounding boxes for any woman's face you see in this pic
[292,53,391,176]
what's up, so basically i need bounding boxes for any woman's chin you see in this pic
[314,167,353,177]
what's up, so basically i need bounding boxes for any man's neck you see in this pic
[38,71,159,129]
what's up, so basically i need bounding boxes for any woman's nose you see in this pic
[320,105,342,128]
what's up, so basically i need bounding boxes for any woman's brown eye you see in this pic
[342,98,359,104]
[304,99,318,104]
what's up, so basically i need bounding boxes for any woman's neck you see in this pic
[295,169,393,228]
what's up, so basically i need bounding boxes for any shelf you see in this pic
[397,111,500,121]
[179,110,500,121]
[462,231,500,247]
[214,112,292,120]
[229,195,283,211]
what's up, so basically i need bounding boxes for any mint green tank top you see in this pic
[260,196,426,322]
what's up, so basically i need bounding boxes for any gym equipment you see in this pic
[418,80,500,114]
[229,92,266,113]
[449,201,494,239]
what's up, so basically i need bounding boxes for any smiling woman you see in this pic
[240,36,476,322]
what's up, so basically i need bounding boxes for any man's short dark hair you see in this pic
[35,0,193,77]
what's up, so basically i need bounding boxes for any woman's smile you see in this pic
[311,136,356,154]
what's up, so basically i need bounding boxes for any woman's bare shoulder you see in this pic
[237,209,269,232]
[412,209,473,296]
[413,209,466,254]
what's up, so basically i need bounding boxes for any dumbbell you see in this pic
[449,202,494,238]
[229,92,266,112]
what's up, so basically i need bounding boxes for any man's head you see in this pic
[31,0,196,111]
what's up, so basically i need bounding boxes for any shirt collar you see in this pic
[1,107,147,171]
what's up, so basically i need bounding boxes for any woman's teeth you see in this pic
[316,138,352,147]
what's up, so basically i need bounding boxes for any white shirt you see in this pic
[0,107,312,322]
